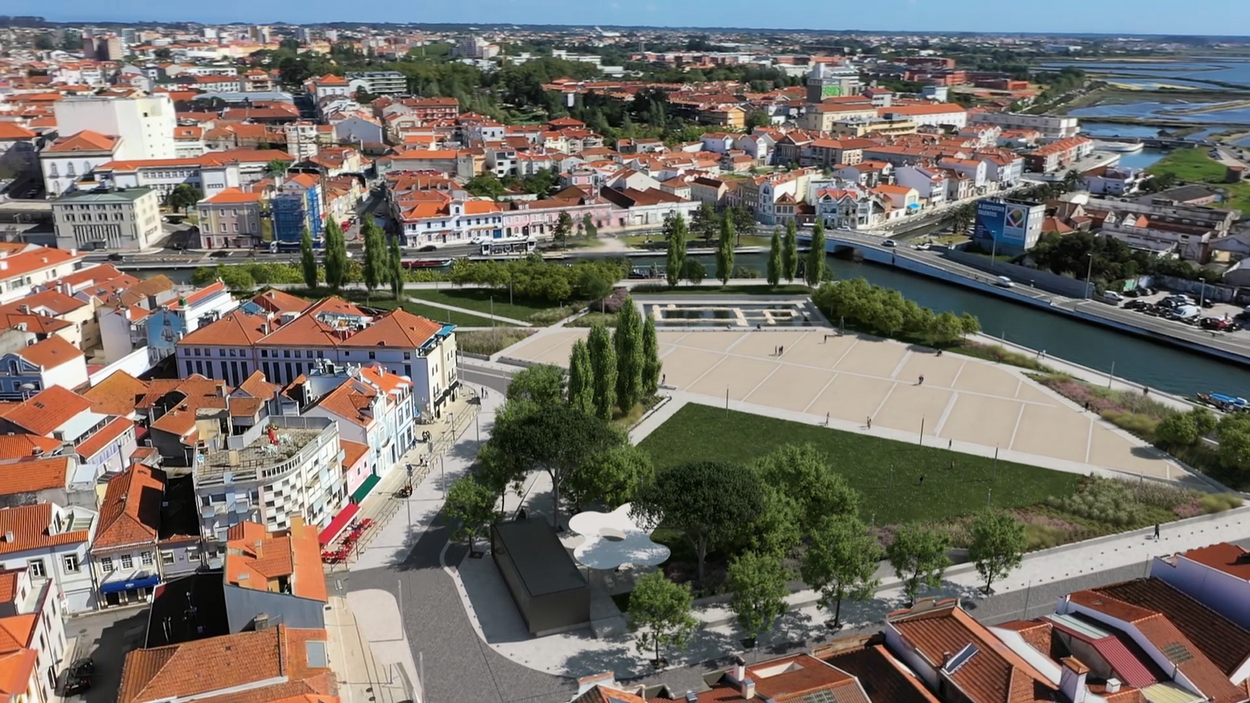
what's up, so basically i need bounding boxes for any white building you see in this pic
[53,94,177,160]
[294,362,415,481]
[0,244,86,305]
[40,130,120,197]
[194,415,344,545]
[0,502,98,613]
[971,112,1081,140]
[1152,543,1250,629]
[0,336,88,399]
[101,280,239,366]
[346,71,406,95]
[52,187,162,252]
[93,149,294,196]
[284,121,319,160]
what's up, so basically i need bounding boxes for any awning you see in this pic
[351,473,382,504]
[318,502,360,546]
[100,573,161,595]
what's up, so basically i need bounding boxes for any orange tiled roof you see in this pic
[225,519,326,602]
[0,456,70,496]
[0,502,89,555]
[2,386,92,437]
[0,124,36,141]
[249,289,311,316]
[44,129,117,153]
[93,465,163,551]
[117,625,333,703]
[202,187,262,205]
[0,434,61,461]
[340,308,442,349]
[74,417,133,461]
[82,371,150,417]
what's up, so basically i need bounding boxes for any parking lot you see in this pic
[1110,289,1247,335]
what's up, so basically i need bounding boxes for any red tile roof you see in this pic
[93,465,163,551]
[82,371,150,417]
[0,503,89,555]
[0,456,70,496]
[44,129,117,153]
[2,386,92,437]
[0,434,61,461]
[13,335,84,370]
[1179,543,1250,581]
[225,519,326,602]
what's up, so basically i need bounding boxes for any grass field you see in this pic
[638,403,1082,526]
[290,289,509,327]
[1148,148,1250,211]
[631,284,814,296]
[405,288,569,324]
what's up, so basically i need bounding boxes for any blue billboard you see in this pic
[974,199,1042,253]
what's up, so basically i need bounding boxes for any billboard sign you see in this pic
[1002,204,1030,246]
[974,200,1006,245]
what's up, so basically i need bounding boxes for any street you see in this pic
[61,607,150,702]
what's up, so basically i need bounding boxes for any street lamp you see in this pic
[1084,252,1094,299]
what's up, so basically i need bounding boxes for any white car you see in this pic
[995,276,1015,288]
[883,239,898,248]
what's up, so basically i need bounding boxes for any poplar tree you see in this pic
[716,211,735,285]
[614,296,644,413]
[805,220,826,287]
[664,213,687,288]
[567,339,595,415]
[766,227,782,288]
[782,219,798,282]
[361,215,385,301]
[587,323,617,422]
[388,235,404,302]
[299,226,317,290]
[641,315,661,396]
[323,220,348,290]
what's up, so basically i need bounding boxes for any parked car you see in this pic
[58,658,93,695]
[1101,291,1124,303]
[210,250,231,258]
[1124,300,1148,311]
[1171,305,1202,321]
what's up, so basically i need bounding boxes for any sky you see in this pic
[30,0,1250,36]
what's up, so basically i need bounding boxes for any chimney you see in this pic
[2,531,11,543]
[733,655,746,684]
[17,305,27,314]
[254,613,270,630]
[1059,657,1089,703]
[253,540,264,558]
[684,693,696,703]
[1104,678,1121,694]
[741,679,756,700]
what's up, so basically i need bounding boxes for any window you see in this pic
[141,551,153,566]
[63,555,80,573]
[27,559,45,577]
[369,351,376,360]
[161,551,175,566]
[100,557,113,573]
[120,554,133,569]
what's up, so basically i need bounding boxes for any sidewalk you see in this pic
[326,594,414,703]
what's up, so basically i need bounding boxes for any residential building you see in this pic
[1085,166,1146,196]
[0,244,86,306]
[283,120,319,160]
[51,187,162,252]
[220,518,327,631]
[116,625,334,703]
[194,414,344,545]
[91,465,166,609]
[39,130,120,197]
[799,100,878,132]
[0,335,87,400]
[140,281,239,364]
[0,123,37,179]
[878,104,969,130]
[1101,221,1212,262]
[93,149,295,195]
[973,198,1046,255]
[894,165,948,208]
[0,501,97,612]
[53,95,177,161]
[0,567,69,703]
[346,70,406,95]
[303,73,352,101]
[806,63,861,102]
[197,187,265,249]
[1024,136,1095,173]
[971,112,1081,140]
[1152,542,1250,629]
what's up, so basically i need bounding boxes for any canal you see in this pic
[137,251,1250,398]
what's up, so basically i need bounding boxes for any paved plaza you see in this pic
[501,327,1190,483]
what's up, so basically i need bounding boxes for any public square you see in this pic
[501,326,1190,483]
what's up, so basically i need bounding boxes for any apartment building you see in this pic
[271,174,323,249]
[347,70,406,95]
[195,414,344,545]
[93,149,294,195]
[0,335,88,400]
[39,130,120,197]
[971,111,1081,140]
[878,103,969,130]
[197,188,265,249]
[0,502,98,612]
[1023,136,1095,173]
[53,94,177,161]
[52,187,162,252]
[0,567,69,703]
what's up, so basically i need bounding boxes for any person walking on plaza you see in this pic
[866,416,872,429]
[918,374,925,385]
[1154,523,1160,540]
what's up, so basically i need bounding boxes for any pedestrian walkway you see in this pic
[402,295,529,326]
[326,594,414,703]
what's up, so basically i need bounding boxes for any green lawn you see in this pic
[631,284,813,295]
[291,289,510,327]
[405,288,569,324]
[1148,148,1250,211]
[637,403,1082,526]
[620,235,776,249]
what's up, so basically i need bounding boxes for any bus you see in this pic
[479,237,537,257]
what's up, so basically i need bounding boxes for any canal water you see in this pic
[138,250,1250,398]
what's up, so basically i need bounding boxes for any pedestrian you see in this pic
[779,345,785,355]
[919,374,925,385]
[918,475,925,486]
[948,439,953,450]
[825,412,830,426]
[1154,523,1160,540]
[661,374,666,386]
[1143,386,1149,397]
[866,416,872,429]
[1041,350,1046,359]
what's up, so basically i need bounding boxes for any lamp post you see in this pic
[1084,252,1095,299]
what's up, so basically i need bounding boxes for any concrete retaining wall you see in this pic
[942,249,1092,298]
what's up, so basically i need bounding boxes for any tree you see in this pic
[960,312,981,337]
[952,204,975,235]
[322,221,348,290]
[926,311,965,347]
[782,220,799,283]
[753,444,859,534]
[361,215,385,301]
[487,403,621,529]
[632,461,765,583]
[664,213,688,288]
[801,516,882,629]
[465,173,507,199]
[805,221,826,287]
[887,524,952,605]
[582,213,598,239]
[641,316,661,397]
[1217,414,1250,480]
[297,226,320,289]
[766,227,782,287]
[566,339,595,415]
[744,109,772,130]
[265,158,290,178]
[505,364,565,408]
[727,551,789,645]
[445,475,496,554]
[554,212,574,247]
[1191,408,1218,437]
[578,268,614,311]
[388,235,405,302]
[587,324,617,422]
[629,572,698,666]
[969,510,1026,594]
[691,202,718,243]
[614,298,644,413]
[1156,412,1200,447]
[684,259,706,285]
[731,204,757,247]
[164,184,203,214]
[565,445,654,510]
[716,211,735,286]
